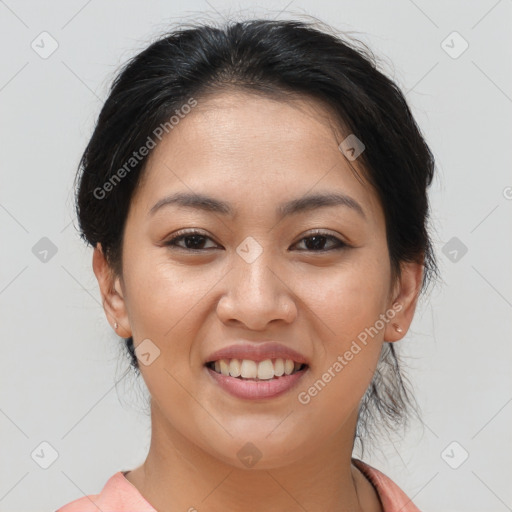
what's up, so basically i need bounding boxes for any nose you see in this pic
[216,247,297,330]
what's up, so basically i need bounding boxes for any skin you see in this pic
[93,90,423,512]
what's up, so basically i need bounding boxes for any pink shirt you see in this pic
[56,458,421,511]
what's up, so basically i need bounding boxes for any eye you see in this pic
[164,230,220,251]
[292,231,348,252]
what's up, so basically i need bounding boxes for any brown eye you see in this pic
[293,232,347,252]
[164,230,219,251]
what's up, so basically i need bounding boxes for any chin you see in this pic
[202,429,312,471]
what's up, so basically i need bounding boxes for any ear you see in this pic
[92,243,132,338]
[384,260,424,342]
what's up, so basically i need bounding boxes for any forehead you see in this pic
[171,89,346,158]
[131,90,382,222]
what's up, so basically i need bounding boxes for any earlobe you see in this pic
[392,322,403,334]
[384,261,424,342]
[92,243,131,337]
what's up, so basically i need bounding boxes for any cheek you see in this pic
[297,251,391,342]
[122,249,222,340]
[293,253,390,418]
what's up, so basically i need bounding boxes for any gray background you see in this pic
[1,1,511,511]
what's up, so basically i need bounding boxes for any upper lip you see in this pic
[205,342,309,365]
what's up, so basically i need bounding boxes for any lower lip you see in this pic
[205,366,308,400]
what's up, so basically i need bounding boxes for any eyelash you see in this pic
[163,229,348,252]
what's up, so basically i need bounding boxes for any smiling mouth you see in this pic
[205,358,308,381]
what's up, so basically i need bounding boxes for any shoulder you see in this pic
[56,471,156,512]
[352,458,422,512]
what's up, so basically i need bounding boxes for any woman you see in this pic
[57,17,437,512]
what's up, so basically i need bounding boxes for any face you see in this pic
[95,90,421,470]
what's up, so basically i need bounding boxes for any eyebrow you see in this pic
[148,191,366,220]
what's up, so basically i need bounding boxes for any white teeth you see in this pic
[210,358,304,380]
[274,358,284,376]
[240,359,258,378]
[229,358,241,377]
[257,359,274,380]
